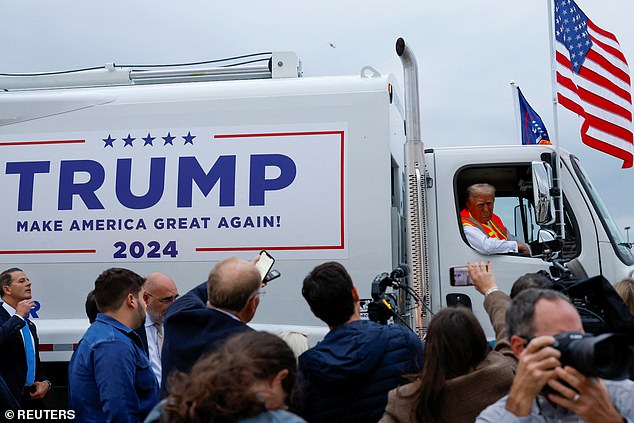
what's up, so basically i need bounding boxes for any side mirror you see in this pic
[531,228,563,257]
[538,228,556,242]
[540,229,563,253]
[531,161,556,225]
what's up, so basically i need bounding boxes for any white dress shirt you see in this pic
[144,314,162,384]
[463,225,519,255]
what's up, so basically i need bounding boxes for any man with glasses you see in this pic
[160,257,261,394]
[139,272,179,385]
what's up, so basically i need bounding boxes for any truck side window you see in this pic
[456,165,537,255]
[455,165,581,260]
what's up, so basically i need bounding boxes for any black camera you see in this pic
[368,267,409,325]
[553,331,632,380]
[368,272,398,325]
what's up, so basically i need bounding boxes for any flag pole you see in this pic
[546,0,566,240]
[510,81,522,144]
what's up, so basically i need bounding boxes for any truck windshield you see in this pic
[571,156,634,265]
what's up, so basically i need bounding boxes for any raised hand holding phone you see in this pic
[255,250,275,282]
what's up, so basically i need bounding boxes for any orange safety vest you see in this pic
[460,209,509,240]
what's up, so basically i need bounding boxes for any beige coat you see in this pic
[379,291,516,423]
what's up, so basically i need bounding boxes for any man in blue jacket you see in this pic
[69,268,159,423]
[160,257,261,393]
[296,262,424,423]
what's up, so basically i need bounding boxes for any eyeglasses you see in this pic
[146,292,179,304]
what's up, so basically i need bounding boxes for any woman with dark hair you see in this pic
[380,262,516,423]
[145,331,306,423]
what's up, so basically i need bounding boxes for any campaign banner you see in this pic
[0,124,347,263]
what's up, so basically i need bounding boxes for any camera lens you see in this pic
[592,334,630,379]
[554,332,631,380]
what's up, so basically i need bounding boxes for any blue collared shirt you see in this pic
[69,313,159,423]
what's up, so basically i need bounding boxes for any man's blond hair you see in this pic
[467,183,496,199]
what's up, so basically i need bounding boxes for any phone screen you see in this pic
[450,266,473,287]
[255,250,275,281]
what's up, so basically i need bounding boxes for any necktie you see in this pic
[155,323,163,358]
[21,323,35,386]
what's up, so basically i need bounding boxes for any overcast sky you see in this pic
[2,0,632,236]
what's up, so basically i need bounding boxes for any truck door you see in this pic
[429,150,582,338]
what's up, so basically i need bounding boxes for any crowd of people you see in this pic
[1,254,633,422]
[2,182,631,423]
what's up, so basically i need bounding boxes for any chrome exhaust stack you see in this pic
[396,38,422,145]
[396,37,429,338]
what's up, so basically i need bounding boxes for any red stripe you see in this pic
[196,245,345,252]
[0,139,85,147]
[557,84,632,143]
[577,85,632,121]
[0,249,96,255]
[586,48,630,86]
[585,113,633,143]
[557,51,632,102]
[38,344,80,352]
[339,131,345,249]
[557,93,585,116]
[558,90,633,166]
[556,73,587,115]
[556,72,580,97]
[587,19,619,45]
[580,121,633,168]
[589,34,629,68]
[557,70,632,141]
[557,72,631,121]
[215,131,344,139]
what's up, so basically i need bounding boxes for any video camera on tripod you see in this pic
[367,266,409,325]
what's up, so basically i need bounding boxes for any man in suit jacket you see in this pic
[135,272,179,386]
[161,257,261,394]
[0,268,51,408]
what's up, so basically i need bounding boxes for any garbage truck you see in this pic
[0,39,632,399]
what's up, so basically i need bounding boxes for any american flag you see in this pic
[554,0,634,168]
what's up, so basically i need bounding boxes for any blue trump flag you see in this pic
[517,87,551,145]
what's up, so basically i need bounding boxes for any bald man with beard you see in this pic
[137,272,179,385]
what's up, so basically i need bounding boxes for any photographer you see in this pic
[476,289,634,423]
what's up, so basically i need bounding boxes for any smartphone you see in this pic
[263,269,281,284]
[256,250,275,281]
[449,266,473,287]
